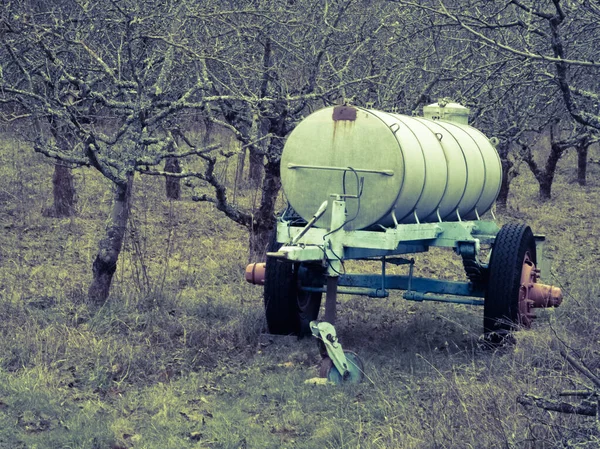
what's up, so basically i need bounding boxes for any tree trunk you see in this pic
[46,120,77,217]
[517,394,597,417]
[249,154,281,261]
[538,142,563,201]
[248,146,264,187]
[539,175,553,201]
[88,174,134,306]
[577,142,588,186]
[236,147,246,186]
[496,144,513,210]
[164,156,181,200]
[45,163,76,217]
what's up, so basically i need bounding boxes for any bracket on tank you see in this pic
[287,163,394,176]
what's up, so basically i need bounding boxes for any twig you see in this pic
[560,390,598,398]
[560,349,600,389]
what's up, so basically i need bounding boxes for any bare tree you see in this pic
[0,1,225,305]
[519,119,598,200]
[10,0,588,303]
[400,0,600,129]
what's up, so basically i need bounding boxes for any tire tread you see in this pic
[484,223,536,336]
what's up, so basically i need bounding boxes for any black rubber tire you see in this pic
[484,223,536,340]
[295,264,323,335]
[264,257,299,335]
[263,240,322,336]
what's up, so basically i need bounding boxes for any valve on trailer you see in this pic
[310,321,364,384]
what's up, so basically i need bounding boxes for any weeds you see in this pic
[0,137,598,447]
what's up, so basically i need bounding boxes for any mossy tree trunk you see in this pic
[538,142,563,201]
[164,156,181,200]
[249,155,281,262]
[248,148,264,187]
[576,137,591,186]
[236,147,246,186]
[496,161,511,209]
[46,123,77,218]
[495,142,513,210]
[88,174,134,306]
[46,163,76,217]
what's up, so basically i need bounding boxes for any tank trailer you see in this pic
[246,102,563,384]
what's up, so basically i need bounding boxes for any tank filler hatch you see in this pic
[423,99,470,125]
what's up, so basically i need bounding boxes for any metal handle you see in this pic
[287,163,394,176]
[290,201,328,245]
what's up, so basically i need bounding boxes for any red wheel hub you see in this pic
[518,252,563,327]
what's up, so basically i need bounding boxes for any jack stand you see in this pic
[308,196,364,384]
[310,321,364,384]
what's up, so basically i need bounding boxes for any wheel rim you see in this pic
[517,250,537,328]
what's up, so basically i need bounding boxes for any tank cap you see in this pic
[423,100,470,125]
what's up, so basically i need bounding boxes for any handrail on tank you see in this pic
[287,163,394,176]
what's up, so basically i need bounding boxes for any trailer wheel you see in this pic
[319,352,364,384]
[264,256,322,336]
[484,223,537,342]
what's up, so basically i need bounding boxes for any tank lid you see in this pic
[423,99,470,125]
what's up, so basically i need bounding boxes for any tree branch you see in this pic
[408,0,600,68]
[517,394,597,417]
[561,349,600,389]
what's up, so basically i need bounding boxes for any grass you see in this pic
[0,135,599,448]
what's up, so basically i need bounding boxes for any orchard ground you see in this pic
[0,136,598,448]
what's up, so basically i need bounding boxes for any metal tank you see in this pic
[281,105,502,230]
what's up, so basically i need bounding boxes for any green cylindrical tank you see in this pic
[281,105,501,230]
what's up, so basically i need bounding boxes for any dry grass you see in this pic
[0,136,598,448]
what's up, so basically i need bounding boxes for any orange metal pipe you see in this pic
[245,262,266,285]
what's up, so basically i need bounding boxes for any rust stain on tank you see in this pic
[332,105,357,142]
[333,105,357,121]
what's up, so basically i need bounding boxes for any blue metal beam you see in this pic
[337,273,485,297]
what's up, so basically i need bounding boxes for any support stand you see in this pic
[310,195,364,383]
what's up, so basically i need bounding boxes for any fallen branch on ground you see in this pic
[517,394,597,417]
